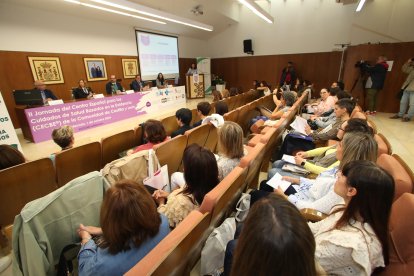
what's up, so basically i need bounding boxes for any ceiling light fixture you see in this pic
[355,0,366,12]
[238,0,273,24]
[90,0,213,31]
[63,0,166,24]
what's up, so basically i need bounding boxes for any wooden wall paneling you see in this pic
[0,50,191,129]
[211,51,342,97]
[342,42,414,113]
[179,58,196,86]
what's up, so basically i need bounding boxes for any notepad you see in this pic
[282,154,296,164]
[266,173,291,192]
[290,116,308,135]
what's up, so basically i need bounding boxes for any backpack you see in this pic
[56,243,81,276]
[102,149,159,186]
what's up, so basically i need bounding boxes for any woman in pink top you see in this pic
[314,88,336,116]
[128,120,169,155]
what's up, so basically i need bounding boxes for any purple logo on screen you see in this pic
[146,101,151,107]
[141,35,150,46]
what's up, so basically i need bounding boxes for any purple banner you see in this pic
[24,86,186,143]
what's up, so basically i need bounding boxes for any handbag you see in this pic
[200,217,237,276]
[235,193,251,222]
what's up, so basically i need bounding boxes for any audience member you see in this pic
[34,80,58,103]
[130,75,147,92]
[128,120,168,155]
[153,144,219,227]
[73,79,93,99]
[212,89,223,102]
[303,88,336,118]
[77,180,170,275]
[228,194,316,276]
[193,102,211,127]
[216,122,245,180]
[229,87,238,97]
[156,73,166,89]
[171,108,192,138]
[271,132,378,214]
[390,58,414,122]
[257,81,271,96]
[221,89,230,98]
[105,75,124,95]
[215,101,229,116]
[50,125,74,164]
[0,144,25,170]
[252,80,260,89]
[279,61,297,88]
[309,160,394,275]
[269,118,373,178]
[362,55,389,114]
[293,78,303,92]
[186,63,198,76]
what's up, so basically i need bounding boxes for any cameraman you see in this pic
[390,58,414,122]
[361,56,389,114]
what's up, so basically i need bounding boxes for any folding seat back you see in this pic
[223,108,240,123]
[377,133,392,155]
[154,135,188,177]
[204,124,218,153]
[185,124,210,147]
[101,129,135,167]
[134,125,144,146]
[161,114,179,137]
[0,158,57,227]
[55,142,102,187]
[191,108,200,126]
[126,211,211,276]
[239,142,266,190]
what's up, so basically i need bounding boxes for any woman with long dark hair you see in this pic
[310,160,394,275]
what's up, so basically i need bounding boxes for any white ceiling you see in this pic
[6,0,241,39]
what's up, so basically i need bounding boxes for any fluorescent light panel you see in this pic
[63,0,166,24]
[90,0,213,31]
[356,0,366,12]
[238,0,273,24]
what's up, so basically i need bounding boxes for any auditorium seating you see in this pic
[380,193,414,275]
[377,154,413,201]
[0,158,57,227]
[101,129,136,167]
[377,133,393,155]
[185,124,210,147]
[55,142,102,187]
[239,142,267,189]
[204,124,218,153]
[126,211,211,276]
[190,108,200,126]
[223,108,240,123]
[153,135,188,177]
[161,114,179,137]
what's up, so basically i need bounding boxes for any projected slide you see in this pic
[136,31,180,81]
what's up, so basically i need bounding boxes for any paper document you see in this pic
[266,173,291,192]
[143,165,169,190]
[290,116,308,135]
[282,154,296,164]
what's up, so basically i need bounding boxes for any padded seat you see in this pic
[55,142,102,187]
[380,193,414,275]
[0,158,57,226]
[101,129,136,167]
[377,154,413,201]
[126,211,211,276]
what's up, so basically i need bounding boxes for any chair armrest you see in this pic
[301,208,327,222]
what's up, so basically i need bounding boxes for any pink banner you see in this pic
[24,87,186,143]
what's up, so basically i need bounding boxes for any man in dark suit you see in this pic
[105,75,124,95]
[34,80,58,104]
[130,74,145,92]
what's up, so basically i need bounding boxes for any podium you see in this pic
[186,74,205,99]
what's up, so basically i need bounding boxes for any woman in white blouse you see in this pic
[309,160,394,275]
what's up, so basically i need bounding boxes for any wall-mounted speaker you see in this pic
[243,39,254,55]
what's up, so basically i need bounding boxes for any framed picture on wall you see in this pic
[28,56,64,84]
[83,58,107,81]
[121,58,139,79]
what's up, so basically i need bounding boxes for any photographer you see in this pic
[390,58,414,122]
[360,56,389,115]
